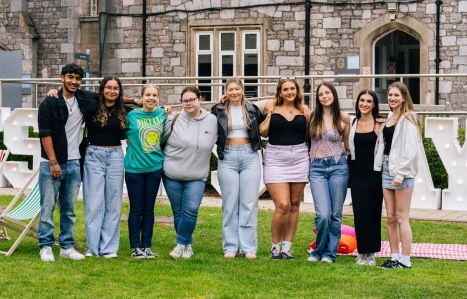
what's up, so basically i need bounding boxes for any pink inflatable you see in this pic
[313,224,356,238]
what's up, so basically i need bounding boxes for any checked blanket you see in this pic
[339,241,467,260]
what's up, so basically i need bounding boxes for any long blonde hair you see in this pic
[224,77,250,131]
[387,82,422,138]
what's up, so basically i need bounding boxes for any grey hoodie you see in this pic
[162,108,218,181]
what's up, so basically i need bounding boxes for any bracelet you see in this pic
[134,98,138,105]
[50,161,58,166]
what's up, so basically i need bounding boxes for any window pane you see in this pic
[198,54,212,101]
[244,54,258,98]
[245,34,257,50]
[221,33,235,51]
[199,35,211,50]
[222,55,234,77]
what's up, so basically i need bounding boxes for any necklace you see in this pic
[64,97,75,112]
[108,106,115,116]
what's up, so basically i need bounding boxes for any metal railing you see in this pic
[0,73,465,115]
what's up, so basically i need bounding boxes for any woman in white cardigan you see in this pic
[374,82,421,269]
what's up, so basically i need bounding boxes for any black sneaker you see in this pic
[393,260,411,269]
[281,251,297,260]
[143,247,157,259]
[269,248,282,260]
[131,247,146,259]
[380,259,398,269]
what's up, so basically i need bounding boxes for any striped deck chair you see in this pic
[0,149,11,240]
[0,168,41,255]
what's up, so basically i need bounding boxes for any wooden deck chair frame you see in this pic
[0,149,11,240]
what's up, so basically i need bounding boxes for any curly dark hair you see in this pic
[61,63,85,78]
[93,75,128,129]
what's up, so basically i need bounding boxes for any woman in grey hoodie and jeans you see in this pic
[162,86,218,259]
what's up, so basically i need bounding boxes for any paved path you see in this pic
[1,188,467,223]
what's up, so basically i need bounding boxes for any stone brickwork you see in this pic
[98,0,467,113]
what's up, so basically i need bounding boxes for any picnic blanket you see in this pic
[307,241,467,260]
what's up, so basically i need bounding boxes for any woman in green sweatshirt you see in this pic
[125,84,166,259]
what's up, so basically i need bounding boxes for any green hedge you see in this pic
[0,126,464,189]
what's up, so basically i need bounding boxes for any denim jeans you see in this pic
[38,159,81,249]
[218,144,261,254]
[125,168,163,248]
[162,175,206,245]
[83,145,125,256]
[309,154,349,261]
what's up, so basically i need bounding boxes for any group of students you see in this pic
[37,63,421,270]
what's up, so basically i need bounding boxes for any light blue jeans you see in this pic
[83,145,125,256]
[309,154,349,262]
[38,159,81,249]
[218,144,261,254]
[163,176,206,245]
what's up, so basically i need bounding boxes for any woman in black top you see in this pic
[262,77,311,260]
[348,89,384,266]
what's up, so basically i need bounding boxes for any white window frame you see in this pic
[242,31,261,98]
[195,31,214,101]
[219,31,237,97]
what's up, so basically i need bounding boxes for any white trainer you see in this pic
[85,252,95,257]
[307,255,320,262]
[169,243,185,259]
[365,253,376,266]
[182,245,194,259]
[356,253,367,265]
[59,248,85,260]
[103,253,118,259]
[40,246,55,262]
[321,256,334,264]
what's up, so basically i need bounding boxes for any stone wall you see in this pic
[99,0,467,112]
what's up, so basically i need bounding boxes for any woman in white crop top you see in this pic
[211,77,263,260]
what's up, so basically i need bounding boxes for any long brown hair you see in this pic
[310,81,345,139]
[94,75,128,129]
[274,78,305,114]
[387,82,422,137]
[224,77,250,131]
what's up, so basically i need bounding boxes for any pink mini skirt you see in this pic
[263,143,310,184]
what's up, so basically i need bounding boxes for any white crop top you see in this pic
[227,106,249,139]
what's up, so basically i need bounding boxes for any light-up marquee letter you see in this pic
[425,117,467,211]
[3,109,40,188]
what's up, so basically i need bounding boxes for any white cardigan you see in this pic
[374,112,421,180]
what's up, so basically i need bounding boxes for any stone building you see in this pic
[2,0,467,112]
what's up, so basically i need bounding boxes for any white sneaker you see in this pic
[103,253,118,258]
[307,255,320,262]
[85,252,95,257]
[59,248,85,260]
[321,256,334,264]
[40,246,55,262]
[169,243,185,259]
[365,254,376,266]
[356,253,367,265]
[182,245,194,259]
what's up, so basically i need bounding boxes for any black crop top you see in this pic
[87,105,132,146]
[383,125,395,155]
[268,113,306,146]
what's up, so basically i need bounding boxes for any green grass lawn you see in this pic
[1,195,467,298]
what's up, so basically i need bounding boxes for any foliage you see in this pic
[0,127,38,170]
[1,196,467,298]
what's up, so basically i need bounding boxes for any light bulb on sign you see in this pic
[28,114,33,119]
[452,162,457,167]
[13,121,18,126]
[457,197,462,202]
[421,196,426,202]
[28,144,32,149]
[458,179,463,185]
[445,143,450,149]
[417,178,423,184]
[438,125,444,131]
[12,167,17,172]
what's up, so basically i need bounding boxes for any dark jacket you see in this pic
[211,101,264,160]
[38,89,98,165]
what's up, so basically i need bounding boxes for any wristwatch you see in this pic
[134,98,138,105]
[50,161,58,166]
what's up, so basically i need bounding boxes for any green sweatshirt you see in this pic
[124,108,166,173]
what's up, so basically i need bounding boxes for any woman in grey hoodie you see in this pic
[161,86,218,259]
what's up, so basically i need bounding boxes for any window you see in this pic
[194,29,261,101]
[196,32,213,101]
[90,0,99,16]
